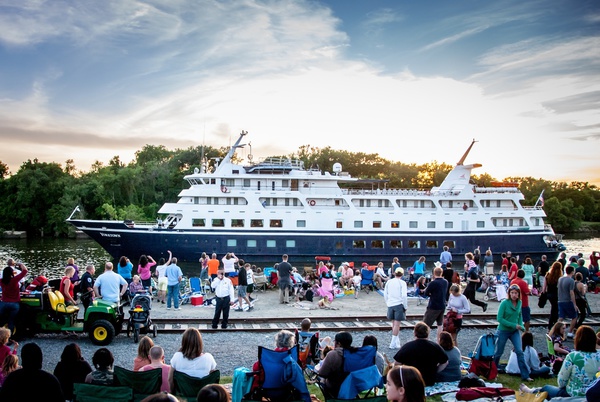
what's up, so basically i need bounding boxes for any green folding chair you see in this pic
[73,383,133,402]
[172,369,220,402]
[113,366,162,402]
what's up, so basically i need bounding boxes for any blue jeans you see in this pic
[540,385,569,398]
[0,301,20,333]
[494,329,530,380]
[166,283,180,308]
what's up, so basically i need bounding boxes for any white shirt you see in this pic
[447,294,471,314]
[156,264,168,279]
[222,256,238,273]
[170,352,217,378]
[507,346,541,374]
[383,277,408,308]
[211,276,235,298]
[375,267,388,279]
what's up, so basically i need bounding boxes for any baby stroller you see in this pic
[126,291,157,343]
[482,275,506,301]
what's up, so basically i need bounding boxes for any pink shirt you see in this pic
[141,363,171,393]
[137,262,156,280]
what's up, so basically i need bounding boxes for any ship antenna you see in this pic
[247,142,253,163]
[457,139,477,166]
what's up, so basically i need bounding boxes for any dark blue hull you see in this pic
[69,220,560,267]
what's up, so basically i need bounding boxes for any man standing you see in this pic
[234,263,254,312]
[165,257,183,310]
[79,265,96,313]
[510,269,531,332]
[207,253,220,280]
[440,246,452,266]
[423,266,448,332]
[537,255,550,289]
[211,268,235,329]
[94,262,127,304]
[277,254,293,304]
[558,265,578,337]
[383,267,408,349]
[393,322,448,386]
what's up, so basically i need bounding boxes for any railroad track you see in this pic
[150,314,600,334]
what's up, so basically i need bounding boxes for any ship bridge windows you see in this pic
[231,219,244,227]
[353,240,366,249]
[270,219,282,228]
[192,219,206,227]
[426,240,438,248]
[391,221,399,228]
[251,219,263,227]
[212,219,225,227]
[408,240,420,248]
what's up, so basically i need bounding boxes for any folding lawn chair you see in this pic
[73,383,133,402]
[189,277,202,294]
[242,345,310,402]
[172,369,220,402]
[360,269,376,293]
[113,365,162,401]
[253,274,268,292]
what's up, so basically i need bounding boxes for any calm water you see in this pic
[1,234,599,279]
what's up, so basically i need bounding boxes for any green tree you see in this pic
[544,197,584,232]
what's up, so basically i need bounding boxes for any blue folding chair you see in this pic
[189,277,202,294]
[360,269,376,294]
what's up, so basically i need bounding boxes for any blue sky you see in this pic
[1,0,599,184]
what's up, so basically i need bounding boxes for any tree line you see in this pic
[0,144,598,237]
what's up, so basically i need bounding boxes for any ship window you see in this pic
[335,199,340,206]
[282,179,289,187]
[477,221,485,228]
[192,219,205,227]
[286,240,296,247]
[390,240,402,248]
[243,179,251,187]
[270,219,282,228]
[354,221,363,228]
[212,219,225,227]
[335,241,343,249]
[194,197,199,204]
[353,240,366,249]
[408,240,420,248]
[227,239,237,247]
[296,220,306,228]
[210,179,216,184]
[373,221,382,228]
[272,181,275,191]
[443,240,455,249]
[445,221,453,229]
[251,219,264,227]
[371,240,384,248]
[426,240,438,248]
[267,240,276,248]
[427,221,435,228]
[231,219,244,227]
[391,221,399,228]
[336,221,343,228]
[247,240,257,247]
[409,221,418,228]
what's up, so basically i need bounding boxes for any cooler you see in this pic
[191,295,204,306]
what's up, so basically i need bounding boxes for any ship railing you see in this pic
[254,157,304,169]
[523,206,544,211]
[474,187,520,194]
[341,188,432,196]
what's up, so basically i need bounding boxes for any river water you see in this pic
[1,234,599,279]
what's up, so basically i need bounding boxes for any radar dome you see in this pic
[333,163,342,173]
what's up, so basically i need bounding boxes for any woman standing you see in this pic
[137,255,156,295]
[221,253,238,277]
[521,257,535,286]
[464,253,487,312]
[117,256,133,284]
[0,262,28,334]
[494,284,532,382]
[59,266,77,306]
[573,272,587,331]
[446,285,470,345]
[542,261,563,330]
[199,252,209,279]
[385,365,426,402]
[412,256,426,283]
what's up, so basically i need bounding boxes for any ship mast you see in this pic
[456,139,477,166]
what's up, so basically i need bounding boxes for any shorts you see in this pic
[522,306,531,322]
[558,301,577,319]
[237,286,248,298]
[157,277,168,291]
[423,309,444,327]
[141,278,152,289]
[246,284,254,293]
[387,304,406,321]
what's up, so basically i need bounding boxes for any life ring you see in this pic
[221,186,228,193]
[309,200,316,206]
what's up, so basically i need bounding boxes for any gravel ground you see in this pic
[31,325,560,377]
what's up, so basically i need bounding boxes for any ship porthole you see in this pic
[309,200,316,206]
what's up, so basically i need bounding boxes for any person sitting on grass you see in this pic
[436,331,462,382]
[0,354,19,387]
[507,332,551,379]
[140,346,172,393]
[197,383,231,402]
[133,336,154,371]
[549,322,571,357]
[85,348,115,385]
[53,343,92,400]
[385,365,426,402]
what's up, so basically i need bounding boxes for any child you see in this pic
[507,332,551,378]
[129,275,144,294]
[0,354,19,386]
[0,328,17,368]
[133,336,154,371]
[352,270,362,299]
[85,348,115,385]
[549,322,570,357]
[140,345,172,392]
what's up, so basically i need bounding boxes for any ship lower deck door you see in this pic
[461,220,469,231]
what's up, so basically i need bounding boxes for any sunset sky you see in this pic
[1,0,599,184]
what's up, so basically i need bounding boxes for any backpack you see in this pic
[443,310,458,334]
[472,333,496,361]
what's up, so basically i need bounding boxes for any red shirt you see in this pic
[0,268,27,302]
[508,264,518,281]
[60,276,74,299]
[510,278,530,308]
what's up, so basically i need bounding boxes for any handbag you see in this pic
[515,390,548,402]
[538,291,547,308]
[452,271,461,284]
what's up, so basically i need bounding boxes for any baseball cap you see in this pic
[395,267,404,276]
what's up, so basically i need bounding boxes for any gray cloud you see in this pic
[542,91,600,114]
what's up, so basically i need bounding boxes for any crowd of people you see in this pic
[2,248,600,401]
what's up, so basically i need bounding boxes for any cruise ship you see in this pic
[68,131,562,266]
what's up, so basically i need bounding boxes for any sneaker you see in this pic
[247,306,254,311]
[174,307,181,311]
[166,307,171,310]
[249,296,256,301]
[567,332,574,338]
[161,301,165,304]
[483,303,488,313]
[234,308,243,312]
